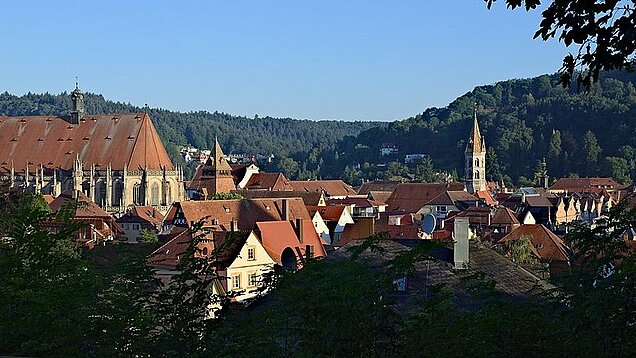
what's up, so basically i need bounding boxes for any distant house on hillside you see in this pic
[380,143,398,156]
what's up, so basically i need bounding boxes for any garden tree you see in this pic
[486,0,636,89]
[559,201,636,356]
[509,236,536,264]
[0,189,90,356]
[383,161,410,182]
[139,228,159,243]
[211,192,243,200]
[277,156,299,179]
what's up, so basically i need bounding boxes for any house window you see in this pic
[133,182,142,205]
[248,273,258,287]
[232,274,241,289]
[151,182,160,206]
[436,206,447,214]
[247,246,256,261]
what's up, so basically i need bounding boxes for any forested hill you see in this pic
[337,71,636,185]
[0,91,383,168]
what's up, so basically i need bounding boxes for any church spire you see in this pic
[466,107,485,153]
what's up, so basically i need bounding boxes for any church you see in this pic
[0,85,186,214]
[465,108,487,194]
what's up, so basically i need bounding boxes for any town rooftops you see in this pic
[426,190,479,207]
[116,205,164,227]
[0,113,174,174]
[166,198,310,231]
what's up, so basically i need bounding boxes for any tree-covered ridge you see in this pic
[339,71,636,185]
[0,90,383,168]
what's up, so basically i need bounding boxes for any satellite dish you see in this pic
[422,213,436,234]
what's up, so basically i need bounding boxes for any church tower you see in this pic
[70,81,85,124]
[465,109,486,194]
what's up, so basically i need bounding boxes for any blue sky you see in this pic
[0,1,568,121]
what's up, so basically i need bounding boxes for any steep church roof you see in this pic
[0,113,174,174]
[465,110,485,153]
[212,138,233,172]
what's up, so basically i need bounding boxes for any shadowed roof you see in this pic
[49,190,111,218]
[244,173,292,191]
[0,113,173,174]
[287,180,356,197]
[550,177,625,191]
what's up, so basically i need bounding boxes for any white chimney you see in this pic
[454,217,470,269]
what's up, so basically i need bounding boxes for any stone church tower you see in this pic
[465,109,486,194]
[187,139,236,199]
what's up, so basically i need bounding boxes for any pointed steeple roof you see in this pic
[213,138,233,172]
[466,109,485,153]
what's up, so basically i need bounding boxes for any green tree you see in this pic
[486,0,636,88]
[277,157,299,179]
[602,156,631,184]
[582,130,602,175]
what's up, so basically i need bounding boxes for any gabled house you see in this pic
[308,205,355,246]
[420,190,480,228]
[385,182,465,215]
[116,205,164,243]
[308,209,332,245]
[549,177,625,194]
[232,163,260,189]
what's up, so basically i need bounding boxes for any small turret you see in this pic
[70,80,84,124]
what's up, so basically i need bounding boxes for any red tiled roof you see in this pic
[498,224,570,262]
[357,181,400,195]
[491,206,520,226]
[474,190,497,206]
[326,197,386,208]
[287,180,356,197]
[0,113,174,174]
[233,190,324,206]
[368,190,393,204]
[118,205,164,227]
[308,205,346,222]
[426,190,478,206]
[49,190,111,218]
[173,198,310,231]
[256,220,326,264]
[244,173,292,191]
[385,182,465,213]
[550,177,625,191]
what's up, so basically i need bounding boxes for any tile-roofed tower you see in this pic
[188,138,236,198]
[465,107,486,194]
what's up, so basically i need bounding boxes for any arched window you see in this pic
[151,182,160,206]
[475,170,480,180]
[112,181,123,206]
[81,180,90,196]
[133,182,142,205]
[95,180,106,206]
[475,158,480,167]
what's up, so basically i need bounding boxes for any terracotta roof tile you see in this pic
[550,177,625,191]
[287,180,356,197]
[0,113,174,173]
[244,173,292,190]
[385,183,465,213]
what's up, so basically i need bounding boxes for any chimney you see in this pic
[296,218,304,243]
[282,199,289,221]
[453,217,470,269]
[305,244,313,260]
[230,218,236,232]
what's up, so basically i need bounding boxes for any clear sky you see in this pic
[0,1,568,121]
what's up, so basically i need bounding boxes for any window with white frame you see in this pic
[232,274,241,289]
[436,206,447,214]
[248,273,258,287]
[247,246,256,260]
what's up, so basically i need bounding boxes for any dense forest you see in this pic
[332,71,636,186]
[2,70,636,185]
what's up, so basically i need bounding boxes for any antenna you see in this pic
[422,213,436,234]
